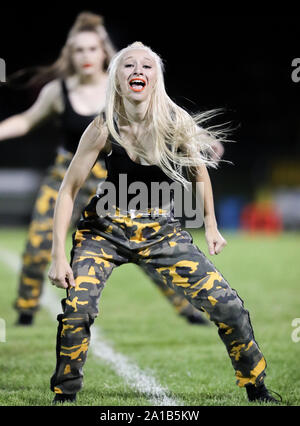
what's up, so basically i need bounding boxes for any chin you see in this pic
[128,90,149,102]
[80,68,95,76]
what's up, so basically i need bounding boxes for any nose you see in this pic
[133,63,144,76]
[82,52,91,62]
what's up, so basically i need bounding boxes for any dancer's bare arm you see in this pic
[194,164,227,255]
[0,80,61,141]
[48,117,108,288]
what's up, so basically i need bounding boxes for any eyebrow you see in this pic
[123,55,153,62]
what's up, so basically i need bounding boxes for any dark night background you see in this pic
[1,8,300,226]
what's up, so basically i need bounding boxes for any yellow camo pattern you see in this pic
[51,199,267,395]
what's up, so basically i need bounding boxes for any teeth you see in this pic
[130,79,145,86]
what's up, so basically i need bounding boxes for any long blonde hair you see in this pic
[9,12,116,87]
[104,42,227,188]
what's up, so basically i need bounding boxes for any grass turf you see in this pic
[0,227,299,406]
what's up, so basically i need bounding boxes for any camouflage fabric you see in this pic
[14,151,107,314]
[14,151,200,321]
[50,196,266,394]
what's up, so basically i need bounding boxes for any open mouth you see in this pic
[129,78,146,92]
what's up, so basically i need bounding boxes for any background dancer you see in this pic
[0,12,115,325]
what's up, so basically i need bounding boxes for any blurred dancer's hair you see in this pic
[9,11,116,88]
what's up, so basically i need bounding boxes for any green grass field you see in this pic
[0,227,299,407]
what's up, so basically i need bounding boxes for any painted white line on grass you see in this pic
[42,283,179,406]
[0,247,180,406]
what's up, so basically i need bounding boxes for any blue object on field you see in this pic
[216,196,245,230]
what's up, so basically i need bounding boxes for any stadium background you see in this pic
[1,11,300,229]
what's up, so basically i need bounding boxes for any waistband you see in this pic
[100,205,172,219]
[82,195,176,224]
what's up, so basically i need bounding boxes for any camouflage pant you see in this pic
[14,151,199,320]
[50,196,266,395]
[14,150,107,314]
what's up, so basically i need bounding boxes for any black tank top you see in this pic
[59,80,98,154]
[103,124,176,210]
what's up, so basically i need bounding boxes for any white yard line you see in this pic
[0,247,180,406]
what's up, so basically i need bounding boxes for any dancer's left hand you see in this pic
[205,226,227,255]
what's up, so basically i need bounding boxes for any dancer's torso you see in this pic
[58,80,99,154]
[102,121,175,210]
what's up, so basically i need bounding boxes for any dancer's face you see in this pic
[71,31,106,76]
[117,49,157,103]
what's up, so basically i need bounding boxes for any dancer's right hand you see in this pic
[48,257,76,289]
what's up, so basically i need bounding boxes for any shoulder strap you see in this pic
[61,79,67,94]
[60,79,70,109]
